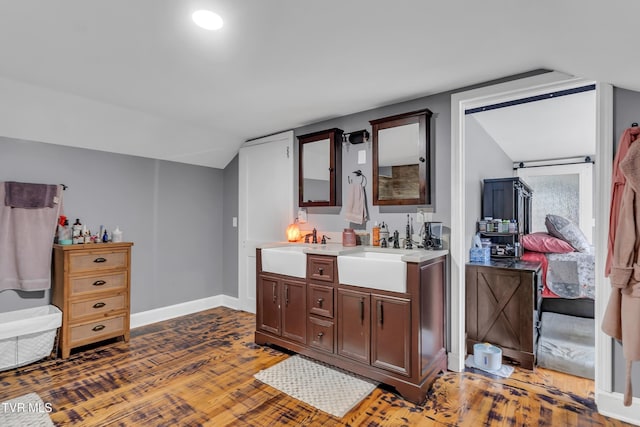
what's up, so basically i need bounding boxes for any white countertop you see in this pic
[258,242,448,263]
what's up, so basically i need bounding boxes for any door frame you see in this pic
[450,73,637,422]
[238,130,295,313]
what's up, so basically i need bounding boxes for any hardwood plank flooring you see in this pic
[0,307,631,426]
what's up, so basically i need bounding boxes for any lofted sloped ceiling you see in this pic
[0,0,638,168]
[469,89,597,163]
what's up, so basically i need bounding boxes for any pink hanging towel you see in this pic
[0,182,62,291]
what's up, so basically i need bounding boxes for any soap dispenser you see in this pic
[379,222,389,248]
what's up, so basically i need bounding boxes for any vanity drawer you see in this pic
[308,316,334,353]
[70,294,126,321]
[70,272,127,296]
[308,256,336,283]
[69,315,125,345]
[308,283,334,318]
[69,249,128,273]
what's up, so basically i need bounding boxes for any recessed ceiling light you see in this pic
[192,10,223,31]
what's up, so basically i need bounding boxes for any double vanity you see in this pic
[255,243,447,403]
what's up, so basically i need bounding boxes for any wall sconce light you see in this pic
[347,130,370,144]
[286,219,301,242]
[342,130,370,150]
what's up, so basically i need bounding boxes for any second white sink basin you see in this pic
[337,251,407,293]
[261,246,306,278]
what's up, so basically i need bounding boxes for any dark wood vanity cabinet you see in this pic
[371,294,411,376]
[257,274,306,344]
[337,288,371,364]
[255,249,447,404]
[337,289,411,376]
[465,262,540,369]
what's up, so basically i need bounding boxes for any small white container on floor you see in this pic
[473,342,502,371]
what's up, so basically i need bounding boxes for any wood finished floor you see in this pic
[0,306,631,426]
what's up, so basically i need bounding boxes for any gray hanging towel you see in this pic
[4,181,58,208]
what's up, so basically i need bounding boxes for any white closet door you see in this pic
[238,131,294,313]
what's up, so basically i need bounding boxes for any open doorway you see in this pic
[467,87,597,380]
[449,73,630,421]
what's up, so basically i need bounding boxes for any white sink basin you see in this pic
[261,246,307,278]
[337,251,407,293]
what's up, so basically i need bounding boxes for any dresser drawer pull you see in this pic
[92,324,106,332]
[93,280,106,286]
[94,257,107,263]
[93,302,106,309]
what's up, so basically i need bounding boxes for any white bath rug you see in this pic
[465,355,515,378]
[0,392,54,427]
[254,355,378,418]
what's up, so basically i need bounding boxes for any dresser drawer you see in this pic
[69,315,125,345]
[308,316,334,353]
[70,294,126,320]
[308,283,334,318]
[70,272,127,296]
[69,250,127,273]
[308,256,336,283]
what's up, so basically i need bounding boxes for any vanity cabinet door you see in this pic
[281,278,307,344]
[337,288,370,364]
[257,275,281,336]
[371,294,411,376]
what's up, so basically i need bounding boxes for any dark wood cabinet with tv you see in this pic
[481,177,532,258]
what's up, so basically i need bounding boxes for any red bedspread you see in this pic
[521,251,559,298]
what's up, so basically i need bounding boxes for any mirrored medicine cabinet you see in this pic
[298,128,343,207]
[370,109,433,206]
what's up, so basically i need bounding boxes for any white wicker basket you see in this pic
[0,305,61,371]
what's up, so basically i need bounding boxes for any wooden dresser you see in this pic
[51,242,133,358]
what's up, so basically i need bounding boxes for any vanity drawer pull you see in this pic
[317,332,324,339]
[94,257,107,263]
[377,301,384,326]
[318,267,324,275]
[317,298,324,307]
[93,302,106,309]
[92,324,106,332]
[93,280,106,286]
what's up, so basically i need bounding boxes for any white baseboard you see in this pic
[596,390,640,426]
[130,294,241,329]
[448,351,464,372]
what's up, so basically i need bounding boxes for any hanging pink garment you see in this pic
[606,127,640,277]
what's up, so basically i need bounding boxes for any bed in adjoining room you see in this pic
[520,214,595,379]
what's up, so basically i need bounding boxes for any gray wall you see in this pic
[223,154,239,298]
[293,91,452,236]
[464,115,513,256]
[612,87,640,395]
[0,136,226,314]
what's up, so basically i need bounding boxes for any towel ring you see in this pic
[350,170,367,186]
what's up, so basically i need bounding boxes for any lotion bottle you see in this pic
[372,222,380,246]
